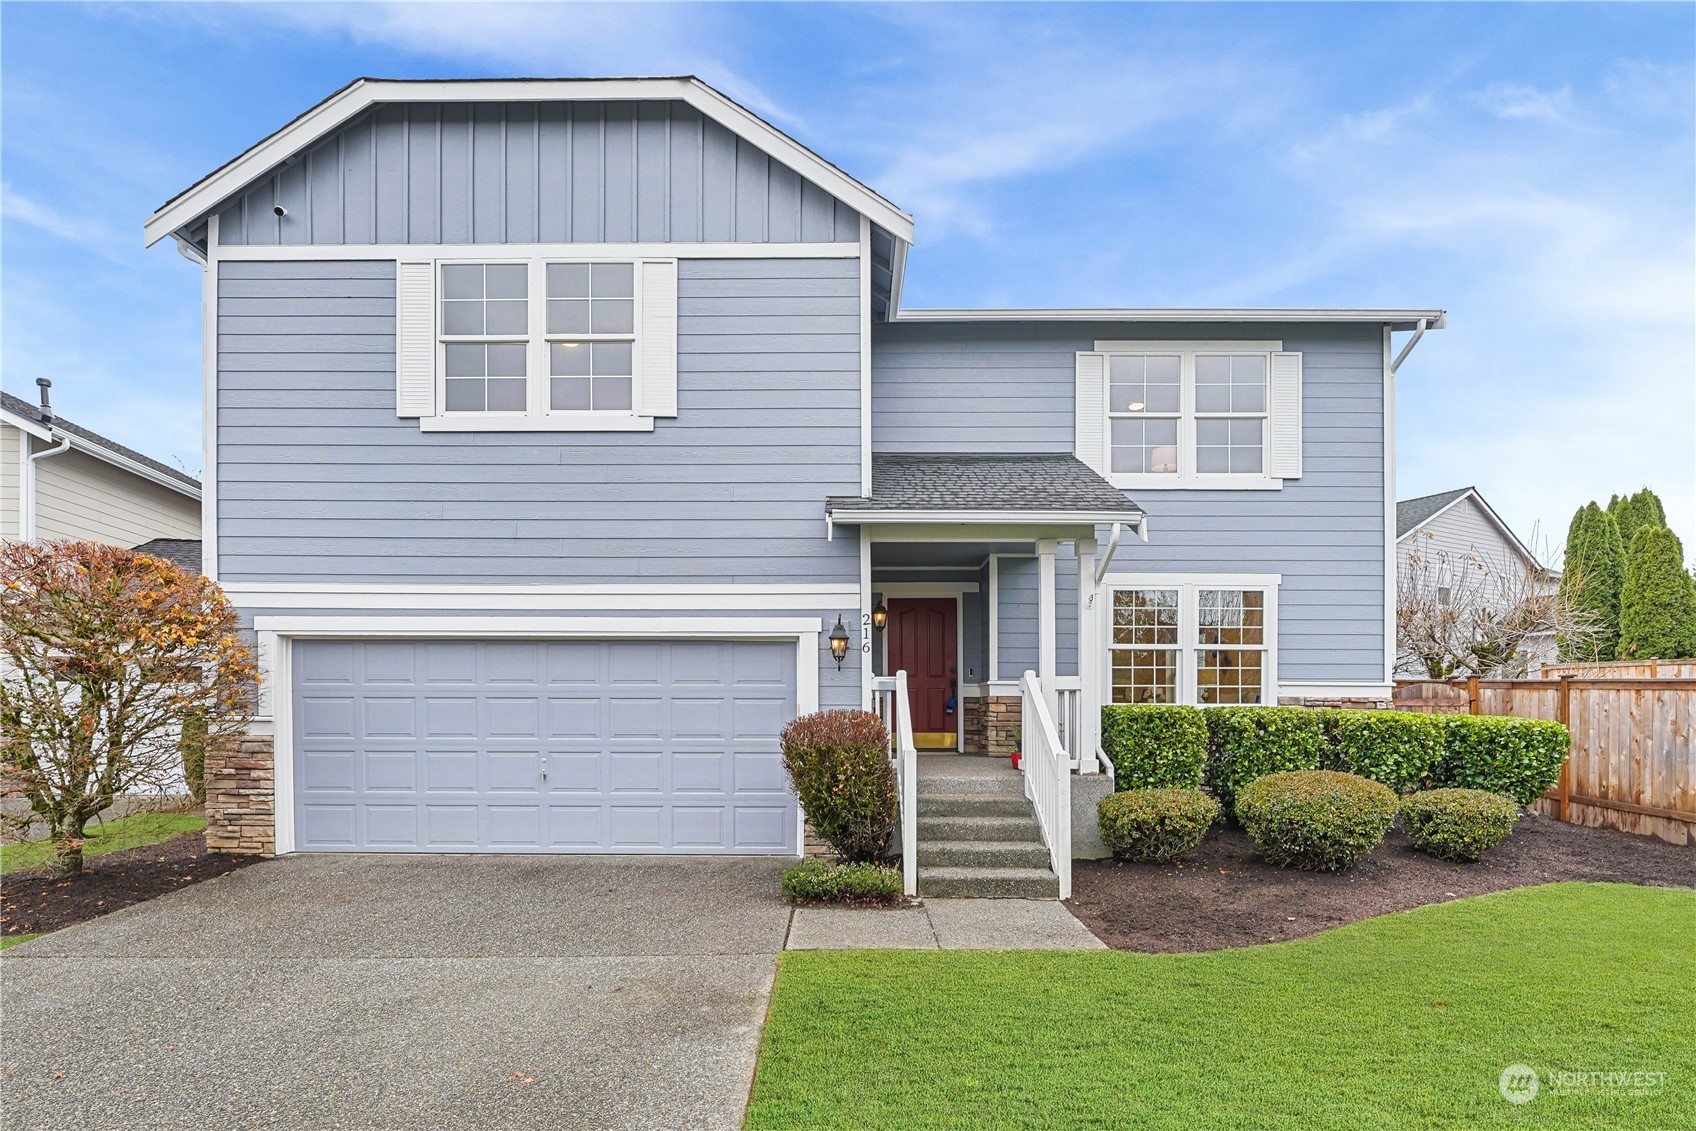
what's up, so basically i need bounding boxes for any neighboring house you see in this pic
[1,388,201,556]
[1396,486,1557,670]
[145,77,1443,866]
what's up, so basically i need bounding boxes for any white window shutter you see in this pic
[1074,352,1107,474]
[395,261,436,418]
[1268,351,1303,479]
[637,259,678,418]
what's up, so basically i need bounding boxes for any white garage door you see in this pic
[291,639,798,853]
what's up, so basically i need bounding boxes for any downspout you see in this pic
[1390,317,1429,376]
[1092,514,1149,587]
[21,432,72,542]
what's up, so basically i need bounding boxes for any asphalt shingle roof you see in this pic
[2,391,200,491]
[132,538,203,575]
[1396,487,1475,539]
[826,453,1143,517]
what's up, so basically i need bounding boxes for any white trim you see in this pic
[419,414,654,433]
[1382,327,1397,687]
[259,613,822,856]
[832,509,1144,526]
[859,215,873,496]
[1278,681,1394,700]
[1110,476,1286,492]
[224,581,860,611]
[859,531,873,709]
[203,214,220,579]
[145,77,914,246]
[211,241,863,262]
[898,309,1446,330]
[1094,339,1283,352]
[988,556,1001,682]
[1100,573,1282,706]
[0,407,53,442]
[1037,539,1057,686]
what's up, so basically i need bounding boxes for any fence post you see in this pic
[1465,676,1481,715]
[1555,676,1572,823]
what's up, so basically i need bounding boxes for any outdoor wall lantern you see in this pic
[828,616,850,669]
[871,600,888,632]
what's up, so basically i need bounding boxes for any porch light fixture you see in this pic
[871,600,888,632]
[828,616,850,669]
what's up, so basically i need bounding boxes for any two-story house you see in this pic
[146,78,1442,878]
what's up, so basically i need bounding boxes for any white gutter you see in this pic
[828,508,1147,527]
[894,308,1448,331]
[1389,317,1430,375]
[20,431,72,540]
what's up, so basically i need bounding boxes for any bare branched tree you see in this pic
[1396,537,1604,679]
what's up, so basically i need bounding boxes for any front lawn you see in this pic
[748,883,1694,1130]
[0,811,205,874]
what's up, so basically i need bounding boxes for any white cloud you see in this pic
[1474,82,1575,124]
[1,182,127,261]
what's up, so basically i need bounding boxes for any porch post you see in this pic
[1037,538,1057,686]
[1075,537,1099,772]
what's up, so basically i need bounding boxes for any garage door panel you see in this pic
[294,639,797,853]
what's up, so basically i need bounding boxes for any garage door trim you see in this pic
[255,616,823,855]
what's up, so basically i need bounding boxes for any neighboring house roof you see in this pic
[826,454,1146,526]
[0,391,201,498]
[144,76,915,249]
[1396,486,1549,575]
[132,538,203,575]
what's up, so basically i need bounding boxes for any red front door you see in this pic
[888,597,958,748]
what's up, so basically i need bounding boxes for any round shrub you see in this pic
[1401,788,1521,862]
[780,709,896,863]
[781,859,903,904]
[1236,770,1398,871]
[1317,709,1446,796]
[1101,705,1208,790]
[1097,788,1220,863]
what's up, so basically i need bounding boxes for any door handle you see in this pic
[540,755,548,783]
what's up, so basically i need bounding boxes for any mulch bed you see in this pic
[1,832,261,938]
[1068,813,1695,952]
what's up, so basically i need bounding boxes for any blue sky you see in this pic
[3,2,1692,556]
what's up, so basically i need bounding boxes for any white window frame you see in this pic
[424,255,654,433]
[1096,340,1283,490]
[1102,573,1280,706]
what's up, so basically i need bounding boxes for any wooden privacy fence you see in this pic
[1393,675,1696,846]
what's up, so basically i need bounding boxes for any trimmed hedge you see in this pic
[1430,715,1571,805]
[1097,788,1220,863]
[781,860,904,904]
[1401,788,1521,862]
[1203,707,1327,811]
[1101,705,1208,791]
[1236,770,1399,871]
[1317,709,1445,796]
[780,709,897,863]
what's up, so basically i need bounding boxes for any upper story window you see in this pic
[1078,341,1302,489]
[1108,350,1267,479]
[397,255,677,433]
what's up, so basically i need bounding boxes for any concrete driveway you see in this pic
[1,854,793,1131]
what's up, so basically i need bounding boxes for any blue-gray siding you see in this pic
[877,321,1386,684]
[995,553,1079,680]
[216,102,860,247]
[216,258,860,582]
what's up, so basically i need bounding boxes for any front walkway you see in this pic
[1,854,793,1131]
[788,898,1105,950]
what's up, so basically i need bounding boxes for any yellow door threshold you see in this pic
[914,732,957,750]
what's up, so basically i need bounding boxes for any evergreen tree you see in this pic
[1558,502,1626,660]
[1619,525,1696,659]
[1607,488,1667,552]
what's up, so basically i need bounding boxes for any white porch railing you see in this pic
[871,672,919,897]
[1050,676,1082,769]
[1019,670,1072,899]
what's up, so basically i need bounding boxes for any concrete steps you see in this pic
[912,757,1059,899]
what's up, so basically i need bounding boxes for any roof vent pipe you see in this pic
[35,378,53,425]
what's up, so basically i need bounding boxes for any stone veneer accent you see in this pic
[984,695,1021,755]
[1277,696,1392,709]
[961,696,988,755]
[204,736,276,856]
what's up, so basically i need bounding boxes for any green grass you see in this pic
[747,883,1695,1130]
[0,933,42,951]
[0,811,205,875]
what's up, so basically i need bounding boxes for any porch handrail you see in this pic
[871,673,920,897]
[1019,670,1072,899]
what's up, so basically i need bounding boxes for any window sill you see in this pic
[1108,474,1285,491]
[418,413,657,433]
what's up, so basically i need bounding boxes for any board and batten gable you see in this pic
[872,320,1389,686]
[214,257,861,583]
[214,101,861,247]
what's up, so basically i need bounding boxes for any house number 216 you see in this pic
[861,612,873,653]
